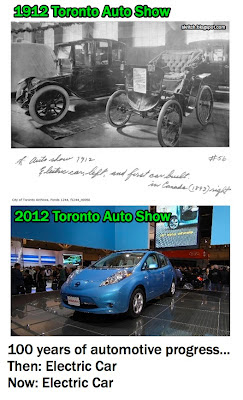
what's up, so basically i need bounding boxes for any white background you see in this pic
[1,0,243,399]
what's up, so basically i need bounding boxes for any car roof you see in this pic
[112,250,164,255]
[56,38,126,47]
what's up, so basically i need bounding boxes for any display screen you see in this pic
[155,206,199,249]
[63,254,83,266]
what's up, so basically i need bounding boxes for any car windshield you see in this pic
[92,252,145,269]
[57,45,71,60]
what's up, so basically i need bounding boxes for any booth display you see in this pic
[61,250,176,318]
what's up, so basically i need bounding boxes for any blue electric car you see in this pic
[61,250,176,318]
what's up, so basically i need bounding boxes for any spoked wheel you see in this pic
[157,100,183,147]
[128,288,145,318]
[29,85,70,125]
[168,216,179,230]
[196,85,213,126]
[106,89,131,127]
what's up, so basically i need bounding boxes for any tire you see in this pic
[29,85,70,125]
[157,99,183,147]
[128,288,145,318]
[196,85,213,126]
[168,280,176,297]
[106,89,131,128]
[168,215,179,230]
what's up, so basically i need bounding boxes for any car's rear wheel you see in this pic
[196,85,213,126]
[128,288,145,318]
[29,85,70,125]
[168,280,176,297]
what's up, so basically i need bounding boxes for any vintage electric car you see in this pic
[16,38,126,125]
[166,206,199,230]
[61,250,176,318]
[106,49,213,147]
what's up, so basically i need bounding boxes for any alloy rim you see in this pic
[169,217,179,229]
[133,292,144,314]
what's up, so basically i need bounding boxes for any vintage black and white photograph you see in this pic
[11,21,229,148]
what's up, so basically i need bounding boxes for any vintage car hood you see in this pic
[12,42,57,92]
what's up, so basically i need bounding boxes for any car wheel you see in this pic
[168,280,176,297]
[128,288,145,318]
[196,85,213,126]
[106,90,131,127]
[168,215,179,230]
[157,99,183,147]
[29,85,70,125]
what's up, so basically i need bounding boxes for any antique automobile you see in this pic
[61,250,176,318]
[16,38,126,125]
[106,49,213,147]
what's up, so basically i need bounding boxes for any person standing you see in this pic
[11,263,24,295]
[209,265,221,291]
[24,269,33,293]
[58,264,66,289]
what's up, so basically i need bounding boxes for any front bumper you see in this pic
[61,283,130,314]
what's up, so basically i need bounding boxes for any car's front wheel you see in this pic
[128,288,145,318]
[106,90,131,127]
[29,85,70,125]
[157,99,183,147]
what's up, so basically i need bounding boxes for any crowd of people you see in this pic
[11,262,230,295]
[174,264,230,291]
[11,263,78,295]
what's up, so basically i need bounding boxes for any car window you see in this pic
[57,45,72,71]
[145,254,159,269]
[75,43,92,67]
[158,254,168,268]
[93,252,145,269]
[95,41,109,65]
[57,45,71,60]
[112,42,125,64]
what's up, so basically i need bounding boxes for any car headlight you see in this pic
[31,77,41,87]
[66,269,79,283]
[100,270,132,287]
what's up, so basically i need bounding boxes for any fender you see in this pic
[31,80,73,96]
[127,281,147,307]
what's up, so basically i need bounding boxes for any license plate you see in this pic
[67,296,80,306]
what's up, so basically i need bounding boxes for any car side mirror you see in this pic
[148,263,158,270]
